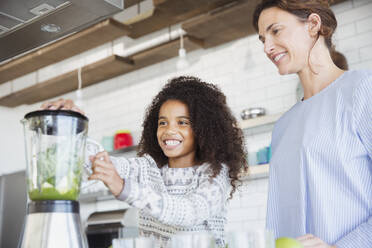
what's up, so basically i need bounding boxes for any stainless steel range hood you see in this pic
[0,0,123,63]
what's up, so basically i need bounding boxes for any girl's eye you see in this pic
[272,29,279,35]
[178,120,189,125]
[158,121,167,126]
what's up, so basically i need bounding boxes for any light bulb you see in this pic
[176,48,189,70]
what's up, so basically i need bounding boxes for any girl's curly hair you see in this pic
[138,76,247,198]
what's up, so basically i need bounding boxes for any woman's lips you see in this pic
[272,52,287,64]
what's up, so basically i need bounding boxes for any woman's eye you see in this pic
[272,29,279,35]
[158,121,166,126]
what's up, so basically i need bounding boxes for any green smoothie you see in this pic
[29,186,79,201]
[28,143,83,201]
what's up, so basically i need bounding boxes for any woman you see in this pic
[253,0,371,247]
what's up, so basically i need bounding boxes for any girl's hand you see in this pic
[89,151,124,197]
[40,98,85,115]
[297,234,336,248]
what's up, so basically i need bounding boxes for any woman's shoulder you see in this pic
[346,69,372,79]
[334,69,372,104]
[339,69,372,90]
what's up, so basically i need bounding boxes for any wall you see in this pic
[0,106,28,175]
[0,0,371,232]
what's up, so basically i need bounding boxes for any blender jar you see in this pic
[22,110,89,201]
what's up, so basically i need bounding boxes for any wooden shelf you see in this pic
[238,113,283,130]
[239,163,269,180]
[0,36,202,107]
[125,0,236,38]
[0,55,134,107]
[182,0,259,48]
[128,35,203,67]
[0,19,131,85]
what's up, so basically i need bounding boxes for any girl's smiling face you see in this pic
[157,99,197,167]
[258,7,315,75]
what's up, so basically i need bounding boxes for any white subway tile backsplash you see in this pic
[227,207,261,222]
[350,59,372,69]
[337,32,372,52]
[227,194,241,209]
[352,0,372,7]
[255,179,269,193]
[334,23,356,40]
[342,49,360,64]
[244,88,268,103]
[359,44,372,61]
[337,2,372,25]
[242,220,266,230]
[267,84,289,99]
[258,206,268,219]
[331,0,353,14]
[244,207,262,221]
[59,56,82,76]
[238,181,257,195]
[356,15,372,33]
[225,222,244,232]
[13,72,37,91]
[282,94,298,109]
[0,82,12,97]
[83,43,112,65]
[240,193,267,208]
[258,97,284,114]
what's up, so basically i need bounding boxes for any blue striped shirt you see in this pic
[266,70,372,247]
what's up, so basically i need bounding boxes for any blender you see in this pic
[19,110,91,248]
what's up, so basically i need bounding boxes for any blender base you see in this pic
[19,200,88,248]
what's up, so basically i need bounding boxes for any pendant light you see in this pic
[176,31,190,70]
[75,67,83,108]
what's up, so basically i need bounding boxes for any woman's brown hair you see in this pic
[252,0,346,69]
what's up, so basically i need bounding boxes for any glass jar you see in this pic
[21,110,89,201]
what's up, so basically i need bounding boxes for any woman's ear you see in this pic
[307,13,322,37]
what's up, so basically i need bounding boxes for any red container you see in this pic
[114,130,133,150]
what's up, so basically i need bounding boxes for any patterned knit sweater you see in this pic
[110,155,231,248]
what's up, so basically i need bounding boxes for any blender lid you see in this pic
[25,110,88,121]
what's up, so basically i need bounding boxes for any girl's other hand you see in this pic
[40,98,85,115]
[89,151,125,197]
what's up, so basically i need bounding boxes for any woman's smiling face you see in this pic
[258,7,315,75]
[157,99,197,167]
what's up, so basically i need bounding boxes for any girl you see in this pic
[42,76,247,247]
[253,0,372,247]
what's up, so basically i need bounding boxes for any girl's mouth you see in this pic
[163,139,182,149]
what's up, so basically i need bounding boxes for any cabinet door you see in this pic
[0,170,27,248]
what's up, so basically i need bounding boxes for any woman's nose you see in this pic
[264,38,275,55]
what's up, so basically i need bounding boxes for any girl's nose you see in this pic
[165,128,177,135]
[165,124,177,134]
